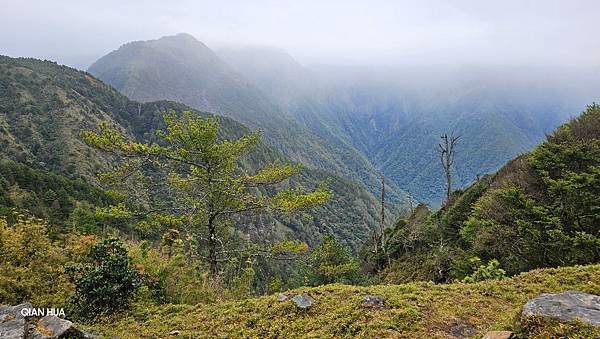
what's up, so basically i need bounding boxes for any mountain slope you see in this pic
[88,34,409,205]
[0,55,393,247]
[379,104,600,283]
[86,264,600,338]
[217,48,600,204]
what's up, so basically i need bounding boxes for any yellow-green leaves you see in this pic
[245,163,300,186]
[95,203,131,219]
[271,181,332,213]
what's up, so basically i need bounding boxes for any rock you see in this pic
[0,303,33,322]
[0,318,26,339]
[31,315,96,339]
[361,295,385,309]
[1,304,96,339]
[482,330,514,339]
[0,303,31,339]
[449,322,476,338]
[522,290,600,326]
[31,315,73,338]
[169,329,181,336]
[277,294,288,302]
[292,293,315,309]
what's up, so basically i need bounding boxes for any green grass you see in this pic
[85,264,600,338]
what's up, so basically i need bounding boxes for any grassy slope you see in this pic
[88,265,600,338]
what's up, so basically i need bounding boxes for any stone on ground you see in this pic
[292,293,315,309]
[522,290,600,326]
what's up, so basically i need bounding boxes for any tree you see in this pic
[310,235,359,285]
[438,133,460,203]
[83,111,331,276]
[67,238,140,319]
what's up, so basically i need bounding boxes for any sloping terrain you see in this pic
[218,47,600,204]
[0,55,393,247]
[377,103,600,284]
[86,264,600,338]
[88,34,408,204]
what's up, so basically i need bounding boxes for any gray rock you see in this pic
[169,330,181,336]
[277,294,288,302]
[0,318,26,339]
[522,290,600,326]
[0,303,33,322]
[361,295,385,309]
[292,293,315,309]
[0,303,32,339]
[31,315,73,338]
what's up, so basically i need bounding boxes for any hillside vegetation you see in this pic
[88,34,409,204]
[86,264,600,338]
[377,104,600,283]
[0,55,394,248]
[218,47,600,204]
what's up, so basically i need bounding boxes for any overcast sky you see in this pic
[1,0,599,70]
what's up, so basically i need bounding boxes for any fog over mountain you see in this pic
[2,1,600,69]
[2,0,600,204]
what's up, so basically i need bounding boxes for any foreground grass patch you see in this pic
[86,265,600,338]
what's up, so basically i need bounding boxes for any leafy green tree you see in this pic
[83,111,331,276]
[67,238,140,319]
[310,235,360,285]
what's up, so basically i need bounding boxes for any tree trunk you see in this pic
[207,217,218,277]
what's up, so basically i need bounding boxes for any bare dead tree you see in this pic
[380,174,385,249]
[371,174,387,261]
[438,133,460,203]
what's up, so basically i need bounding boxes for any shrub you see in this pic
[128,241,224,305]
[462,258,507,283]
[67,238,140,320]
[0,215,73,307]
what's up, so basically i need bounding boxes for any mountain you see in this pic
[379,103,600,282]
[0,55,395,247]
[88,34,409,205]
[217,47,600,204]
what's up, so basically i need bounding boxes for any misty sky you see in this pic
[1,0,599,70]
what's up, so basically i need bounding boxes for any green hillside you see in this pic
[88,34,409,204]
[378,104,600,283]
[0,55,395,247]
[218,47,599,204]
[86,264,600,338]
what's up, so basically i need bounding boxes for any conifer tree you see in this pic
[83,111,331,276]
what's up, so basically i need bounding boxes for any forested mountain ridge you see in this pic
[0,55,395,247]
[217,47,600,204]
[88,33,409,204]
[378,104,600,283]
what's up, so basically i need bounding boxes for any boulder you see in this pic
[482,330,514,339]
[361,295,385,309]
[277,294,288,302]
[0,303,31,339]
[292,293,315,310]
[169,330,181,336]
[522,291,600,326]
[0,303,33,322]
[0,318,26,339]
[31,315,74,338]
